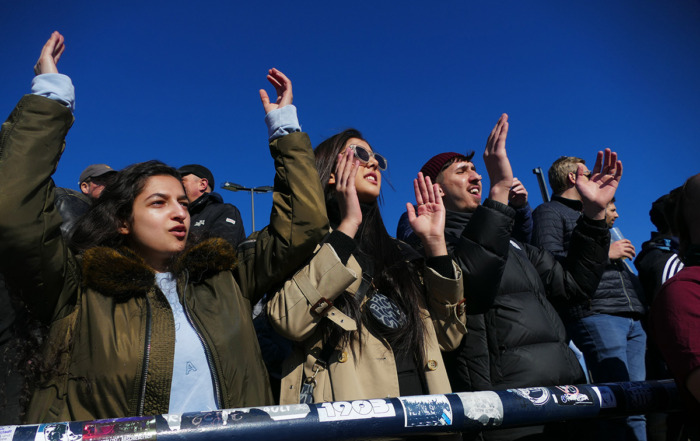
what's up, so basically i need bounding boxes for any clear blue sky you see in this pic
[1,1,698,251]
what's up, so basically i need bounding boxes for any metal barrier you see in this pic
[0,380,681,441]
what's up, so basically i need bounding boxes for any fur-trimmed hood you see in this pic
[82,238,238,301]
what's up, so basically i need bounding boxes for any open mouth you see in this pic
[170,226,187,238]
[364,173,378,184]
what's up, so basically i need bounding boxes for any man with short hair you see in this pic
[533,155,647,440]
[178,164,246,248]
[412,114,617,440]
[54,163,117,237]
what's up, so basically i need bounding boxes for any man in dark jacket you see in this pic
[532,157,646,440]
[179,164,246,248]
[413,114,617,441]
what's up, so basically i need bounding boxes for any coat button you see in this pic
[427,360,438,371]
[338,351,348,363]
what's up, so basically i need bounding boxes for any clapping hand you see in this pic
[259,68,293,114]
[34,31,65,76]
[576,148,623,220]
[483,114,513,205]
[407,172,447,257]
[509,177,528,208]
[333,148,362,239]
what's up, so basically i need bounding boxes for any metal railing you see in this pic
[0,380,681,441]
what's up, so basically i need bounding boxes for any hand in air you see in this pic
[407,172,447,257]
[34,31,65,75]
[333,148,362,239]
[259,68,293,114]
[483,113,513,205]
[576,148,623,220]
[508,177,528,208]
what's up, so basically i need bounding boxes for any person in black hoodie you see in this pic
[412,114,618,441]
[178,164,246,247]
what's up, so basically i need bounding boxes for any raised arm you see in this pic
[576,148,622,220]
[0,32,77,323]
[236,69,329,302]
[407,172,447,257]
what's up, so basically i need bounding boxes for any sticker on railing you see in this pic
[0,426,17,441]
[456,391,503,426]
[34,423,83,441]
[317,399,395,422]
[507,387,551,406]
[82,417,156,441]
[9,425,37,441]
[551,385,593,406]
[591,386,616,408]
[399,395,453,427]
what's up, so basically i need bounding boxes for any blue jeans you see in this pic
[567,314,647,441]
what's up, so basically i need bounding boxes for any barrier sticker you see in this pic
[456,391,503,426]
[399,395,453,427]
[507,387,551,406]
[591,386,616,409]
[553,386,593,406]
[82,417,156,441]
[35,423,82,441]
[317,399,396,422]
[11,426,38,441]
[0,426,17,441]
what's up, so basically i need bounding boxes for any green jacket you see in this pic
[0,95,328,423]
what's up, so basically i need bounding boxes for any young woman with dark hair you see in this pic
[267,128,467,404]
[0,32,328,423]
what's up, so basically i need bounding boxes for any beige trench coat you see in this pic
[267,242,467,404]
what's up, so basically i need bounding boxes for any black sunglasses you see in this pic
[348,144,388,171]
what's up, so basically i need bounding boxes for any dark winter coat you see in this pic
[0,94,328,423]
[188,191,246,248]
[440,199,610,392]
[533,197,644,319]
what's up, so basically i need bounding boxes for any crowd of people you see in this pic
[0,31,698,441]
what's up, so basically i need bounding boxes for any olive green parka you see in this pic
[0,95,328,423]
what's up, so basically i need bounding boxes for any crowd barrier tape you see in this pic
[0,380,681,441]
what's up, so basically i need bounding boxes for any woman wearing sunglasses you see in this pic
[267,129,467,405]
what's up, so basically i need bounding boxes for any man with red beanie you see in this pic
[405,114,620,441]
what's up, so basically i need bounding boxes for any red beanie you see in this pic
[419,152,464,182]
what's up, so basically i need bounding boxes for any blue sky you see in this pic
[1,1,699,252]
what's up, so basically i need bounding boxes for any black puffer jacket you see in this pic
[189,192,246,248]
[441,199,610,392]
[532,197,644,319]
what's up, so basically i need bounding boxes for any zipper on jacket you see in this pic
[180,271,223,408]
[616,262,634,312]
[137,295,153,416]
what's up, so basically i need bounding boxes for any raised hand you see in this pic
[483,114,513,205]
[34,31,65,75]
[609,239,636,260]
[576,148,623,220]
[509,177,528,208]
[333,148,362,239]
[407,172,447,257]
[259,68,293,114]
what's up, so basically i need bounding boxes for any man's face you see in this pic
[436,160,482,212]
[181,174,207,201]
[80,173,115,200]
[605,202,619,228]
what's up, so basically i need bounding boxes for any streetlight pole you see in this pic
[221,182,273,232]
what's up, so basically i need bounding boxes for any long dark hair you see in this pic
[314,129,428,364]
[70,160,183,253]
[5,161,185,420]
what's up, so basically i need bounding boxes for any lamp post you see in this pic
[221,182,273,232]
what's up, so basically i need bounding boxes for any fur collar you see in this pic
[82,238,238,301]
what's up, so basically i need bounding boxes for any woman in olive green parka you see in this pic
[0,33,327,424]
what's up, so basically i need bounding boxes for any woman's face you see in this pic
[346,137,381,203]
[119,175,190,272]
